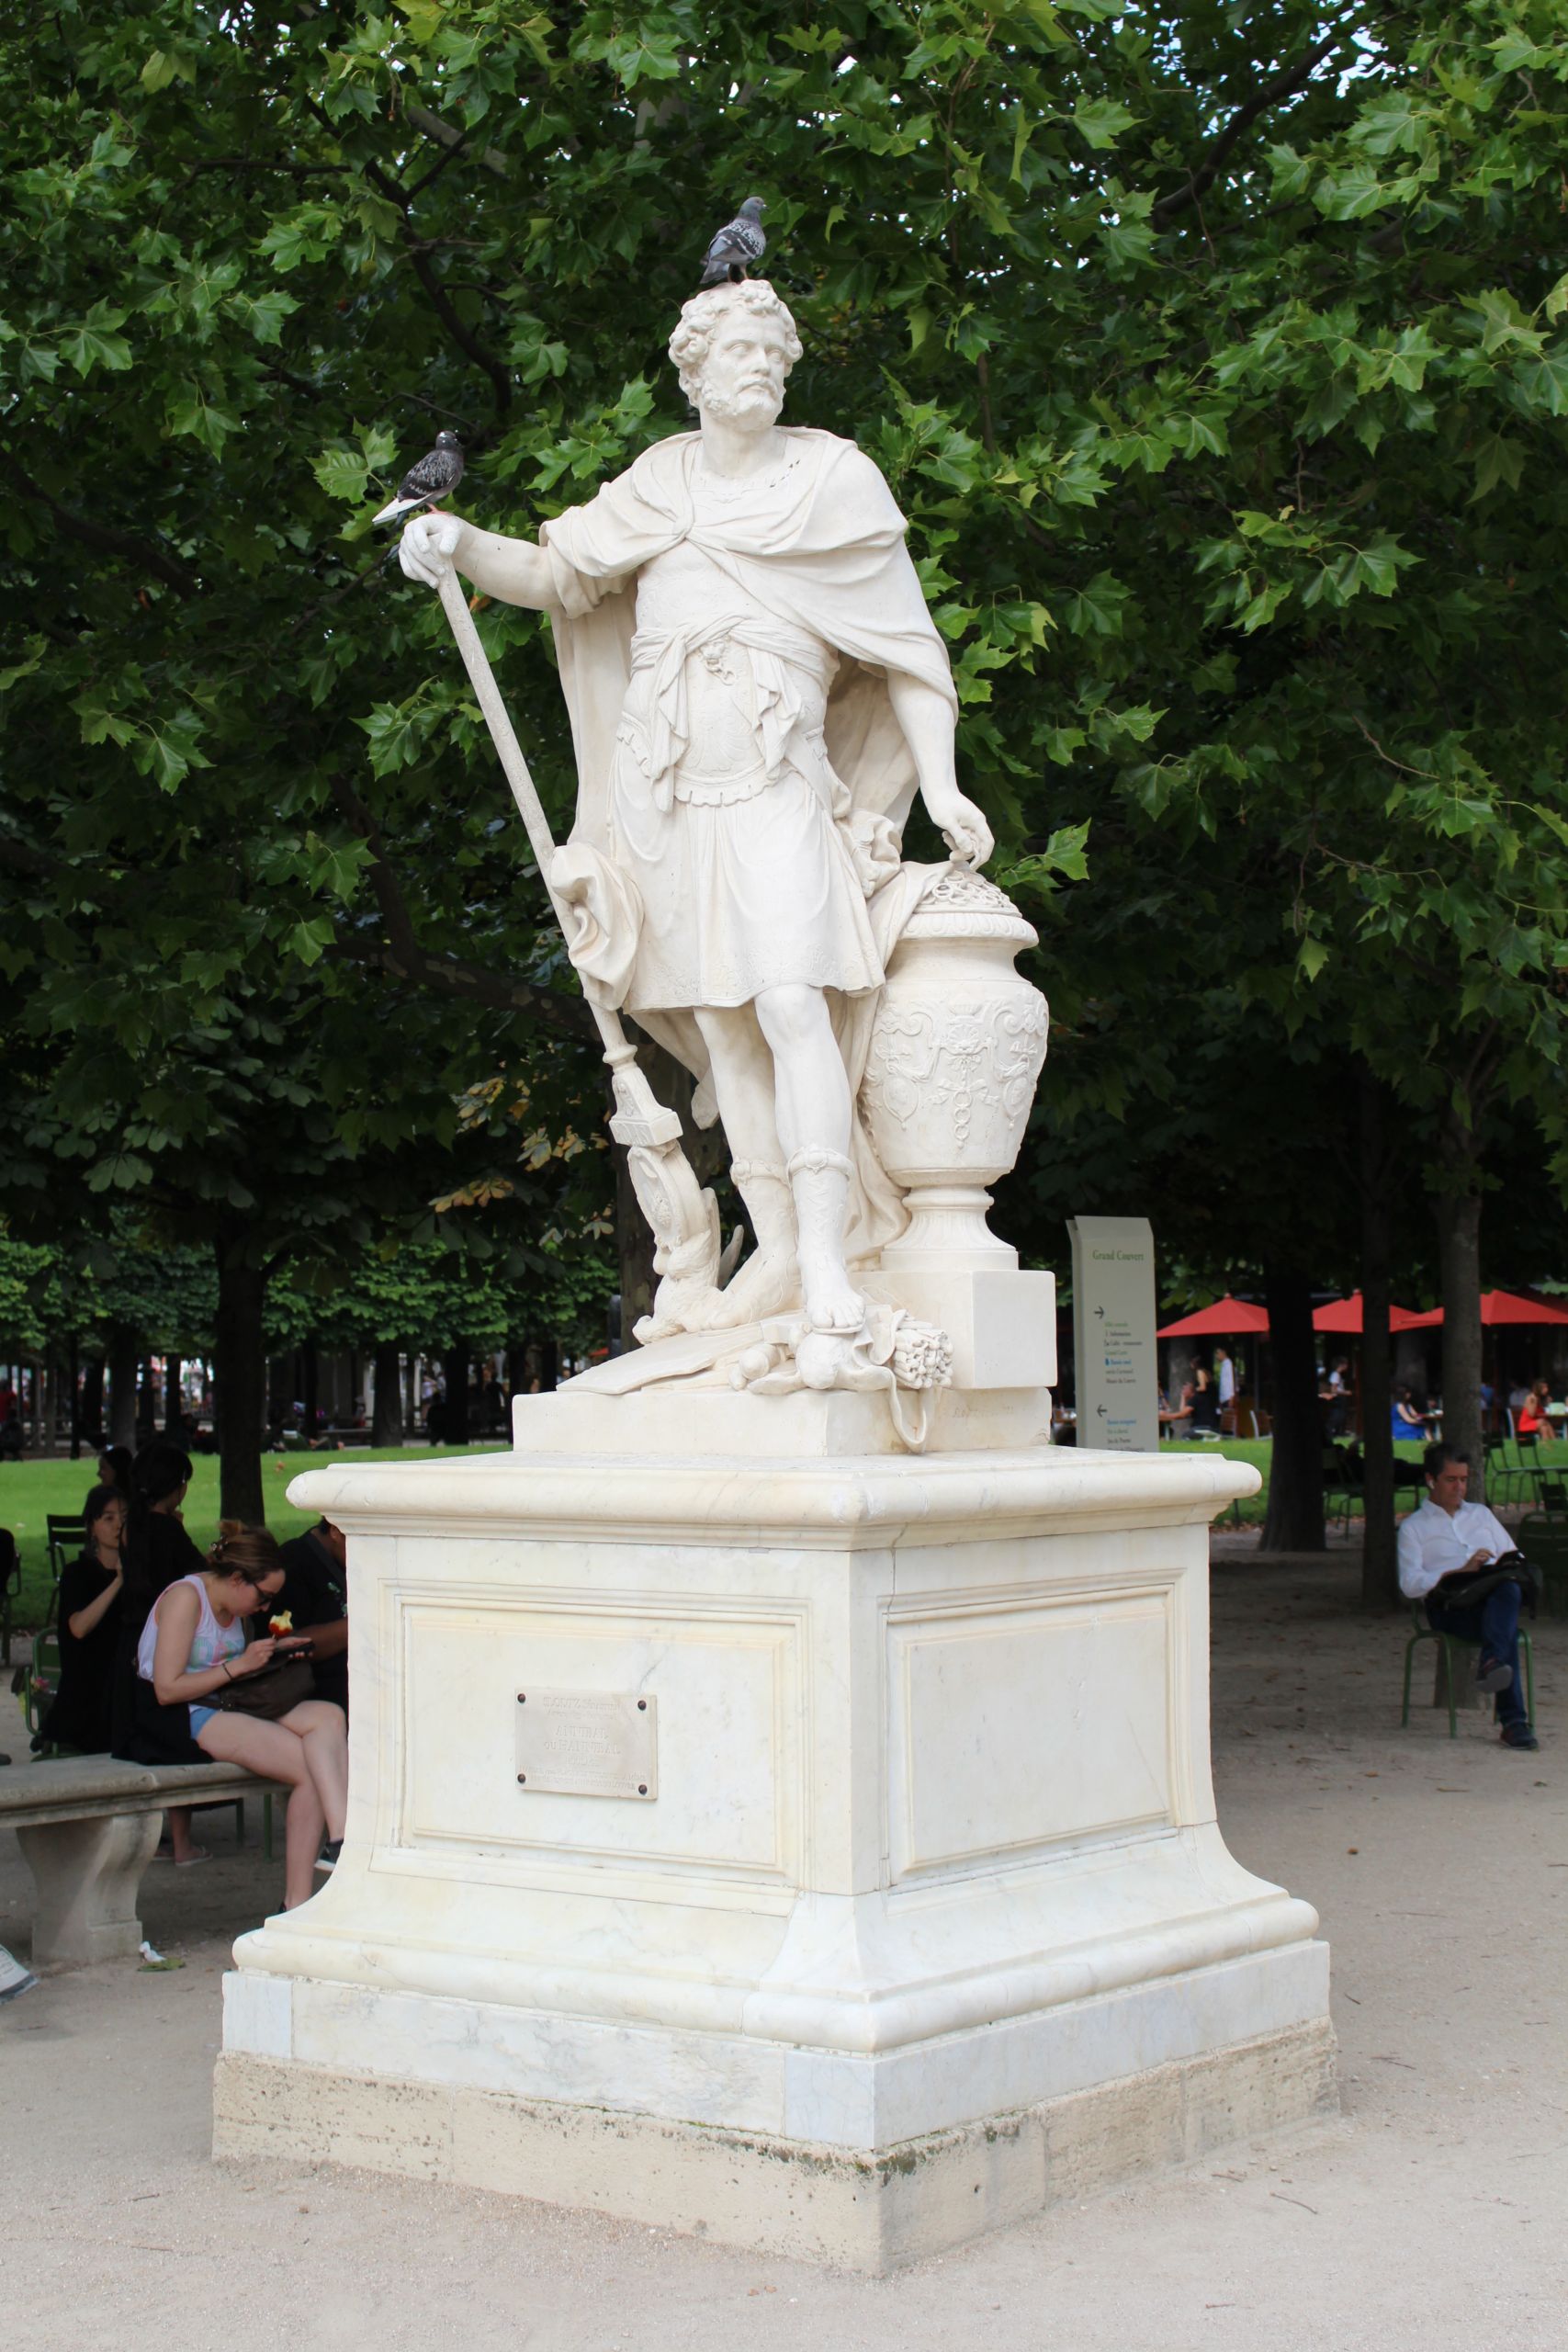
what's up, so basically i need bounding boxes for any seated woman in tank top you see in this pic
[138,1524,348,1911]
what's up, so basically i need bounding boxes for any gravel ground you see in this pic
[3,1536,1564,2352]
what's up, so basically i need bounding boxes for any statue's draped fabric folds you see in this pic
[542,424,960,1270]
[398,276,1004,1384]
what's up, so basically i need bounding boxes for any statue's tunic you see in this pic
[612,526,880,1011]
[538,426,958,1258]
[537,428,955,1018]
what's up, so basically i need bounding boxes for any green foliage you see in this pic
[1,1212,613,1364]
[4,0,1568,1319]
[0,1212,213,1354]
[267,1227,614,1356]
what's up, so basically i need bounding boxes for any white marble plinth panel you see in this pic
[400,1594,803,1884]
[888,1589,1172,1877]
[215,1431,1330,2258]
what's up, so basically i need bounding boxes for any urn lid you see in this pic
[903,863,1039,947]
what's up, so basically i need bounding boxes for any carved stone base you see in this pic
[17,1812,163,1968]
[215,2015,1337,2273]
[219,1430,1330,2267]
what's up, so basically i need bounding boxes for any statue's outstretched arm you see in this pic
[398,512,554,608]
[886,673,994,869]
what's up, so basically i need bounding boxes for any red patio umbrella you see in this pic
[1312,1293,1429,1335]
[1156,1295,1269,1338]
[1394,1289,1568,1329]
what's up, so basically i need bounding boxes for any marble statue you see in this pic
[400,280,1005,1387]
[217,281,1331,2272]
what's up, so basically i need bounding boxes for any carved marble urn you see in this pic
[862,865,1049,1270]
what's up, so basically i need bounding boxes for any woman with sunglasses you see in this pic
[135,1523,348,1911]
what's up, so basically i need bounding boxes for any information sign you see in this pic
[1067,1216,1160,1452]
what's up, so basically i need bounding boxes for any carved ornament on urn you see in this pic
[861,865,1048,1272]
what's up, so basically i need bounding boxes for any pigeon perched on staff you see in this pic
[698,197,766,288]
[372,430,465,526]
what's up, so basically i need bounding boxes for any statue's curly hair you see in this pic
[668,279,802,405]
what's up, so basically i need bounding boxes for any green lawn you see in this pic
[8,1430,1551,1623]
[0,1444,506,1630]
[1159,1432,1567,1524]
[1159,1434,1274,1521]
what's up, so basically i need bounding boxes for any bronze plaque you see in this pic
[513,1688,658,1800]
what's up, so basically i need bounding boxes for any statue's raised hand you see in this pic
[923,786,994,870]
[399,511,467,588]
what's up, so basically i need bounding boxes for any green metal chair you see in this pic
[0,1527,18,1666]
[24,1629,63,1747]
[1517,1511,1568,1619]
[1402,1601,1535,1737]
[1322,1447,1359,1534]
[45,1511,85,1587]
[1483,1439,1525,1510]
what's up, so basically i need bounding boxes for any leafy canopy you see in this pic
[4,1,1568,1318]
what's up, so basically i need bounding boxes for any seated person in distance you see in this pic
[1397,1444,1538,1750]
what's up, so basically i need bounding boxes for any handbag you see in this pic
[1433,1553,1542,1617]
[209,1654,316,1719]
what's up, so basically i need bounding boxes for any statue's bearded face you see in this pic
[695,312,791,429]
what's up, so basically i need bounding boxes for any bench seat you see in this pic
[0,1756,281,1969]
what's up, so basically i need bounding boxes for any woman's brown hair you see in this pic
[206,1522,282,1585]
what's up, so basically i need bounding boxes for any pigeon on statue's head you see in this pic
[698,197,766,289]
[372,430,465,526]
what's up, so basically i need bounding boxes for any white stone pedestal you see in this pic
[214,1406,1333,2269]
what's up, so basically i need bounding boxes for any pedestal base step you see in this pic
[213,2018,1337,2273]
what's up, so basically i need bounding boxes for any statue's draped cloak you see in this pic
[538,426,958,1261]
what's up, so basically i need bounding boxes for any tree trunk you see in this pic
[1168,1340,1194,1429]
[213,1240,267,1524]
[80,1354,106,1445]
[537,1338,558,1392]
[302,1338,319,1441]
[1359,1074,1399,1610]
[442,1341,471,1444]
[1260,1263,1325,1552]
[164,1351,183,1432]
[107,1326,139,1450]
[1436,1172,1484,1499]
[371,1342,403,1445]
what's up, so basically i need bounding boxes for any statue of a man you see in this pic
[400,279,992,1352]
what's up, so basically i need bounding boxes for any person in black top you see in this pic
[96,1445,133,1496]
[274,1517,349,1715]
[1190,1363,1221,1435]
[39,1484,126,1754]
[112,1442,209,1862]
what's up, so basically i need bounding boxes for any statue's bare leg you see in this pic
[692,1004,801,1329]
[752,983,863,1335]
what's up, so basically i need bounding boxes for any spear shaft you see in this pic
[433,565,719,1330]
[436,573,625,1056]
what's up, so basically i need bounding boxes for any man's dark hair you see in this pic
[1424,1442,1469,1480]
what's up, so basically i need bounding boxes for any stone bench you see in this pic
[0,1756,281,1970]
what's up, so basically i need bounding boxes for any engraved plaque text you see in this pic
[513,1688,658,1800]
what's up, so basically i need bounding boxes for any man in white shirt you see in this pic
[1397,1445,1538,1748]
[1215,1347,1236,1411]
